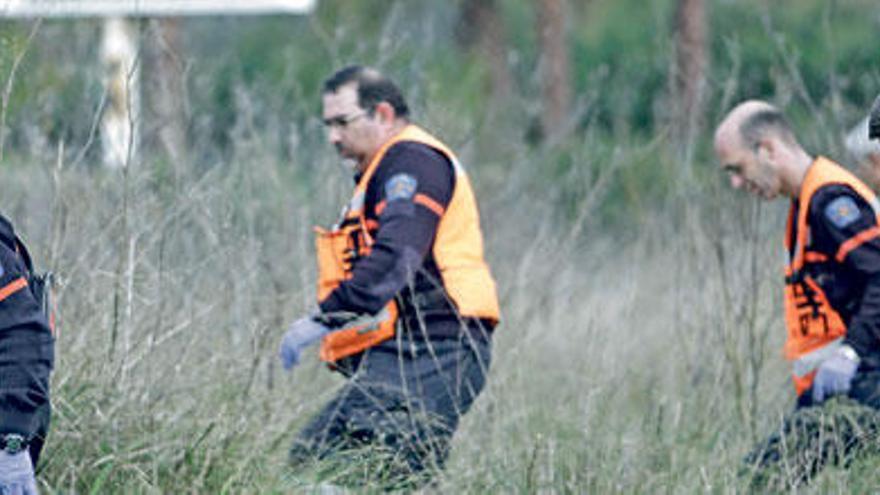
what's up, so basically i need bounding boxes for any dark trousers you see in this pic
[744,369,880,489]
[289,322,491,490]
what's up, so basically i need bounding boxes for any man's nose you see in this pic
[730,175,744,189]
[327,126,341,144]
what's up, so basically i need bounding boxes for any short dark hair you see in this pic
[739,108,796,149]
[322,65,410,118]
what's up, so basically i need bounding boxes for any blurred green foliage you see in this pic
[0,0,877,226]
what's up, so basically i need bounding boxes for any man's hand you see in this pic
[278,317,330,371]
[812,345,860,404]
[869,94,880,141]
[0,450,39,495]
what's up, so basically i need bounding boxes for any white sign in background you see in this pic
[0,0,316,17]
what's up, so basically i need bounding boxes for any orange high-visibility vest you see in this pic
[784,156,880,396]
[316,124,501,362]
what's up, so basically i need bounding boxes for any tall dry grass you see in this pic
[4,118,880,493]
[2,4,880,492]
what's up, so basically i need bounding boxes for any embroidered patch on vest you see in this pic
[385,174,418,201]
[824,196,861,229]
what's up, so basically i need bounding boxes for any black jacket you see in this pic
[0,214,53,446]
[792,184,880,362]
[319,142,493,339]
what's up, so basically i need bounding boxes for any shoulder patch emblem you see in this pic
[824,196,861,229]
[385,173,418,201]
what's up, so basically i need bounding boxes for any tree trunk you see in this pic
[536,0,571,139]
[144,18,188,171]
[456,0,512,100]
[670,0,708,157]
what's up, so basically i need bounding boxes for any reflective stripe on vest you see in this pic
[316,124,500,362]
[0,277,28,303]
[783,156,880,396]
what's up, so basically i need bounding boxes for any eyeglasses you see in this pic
[323,111,368,129]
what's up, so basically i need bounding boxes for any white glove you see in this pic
[0,450,39,495]
[278,317,330,371]
[812,345,860,404]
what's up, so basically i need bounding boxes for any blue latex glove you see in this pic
[812,345,860,404]
[869,94,880,140]
[0,450,39,495]
[278,317,330,371]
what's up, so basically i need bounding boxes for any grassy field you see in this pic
[2,1,880,491]
[4,112,880,493]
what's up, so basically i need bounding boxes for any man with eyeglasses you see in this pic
[715,100,880,488]
[278,65,500,489]
[0,214,54,495]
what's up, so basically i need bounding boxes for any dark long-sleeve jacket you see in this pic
[792,184,880,360]
[0,214,53,440]
[319,141,489,338]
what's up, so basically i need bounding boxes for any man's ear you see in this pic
[374,101,396,124]
[757,138,776,162]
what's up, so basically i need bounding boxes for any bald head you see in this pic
[714,100,795,156]
[714,100,812,199]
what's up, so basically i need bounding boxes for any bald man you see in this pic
[715,100,880,487]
